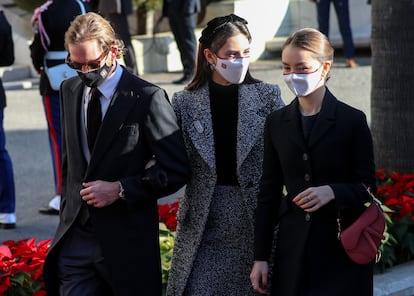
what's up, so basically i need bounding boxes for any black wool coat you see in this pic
[254,88,376,296]
[43,69,190,296]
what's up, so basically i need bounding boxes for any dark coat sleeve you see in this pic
[0,11,14,67]
[254,115,284,260]
[119,79,190,201]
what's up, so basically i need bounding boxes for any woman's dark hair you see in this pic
[186,14,260,90]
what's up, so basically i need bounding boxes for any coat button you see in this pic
[302,153,308,161]
[304,174,310,182]
[305,213,311,221]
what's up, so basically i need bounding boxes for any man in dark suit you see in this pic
[43,12,190,295]
[162,0,201,84]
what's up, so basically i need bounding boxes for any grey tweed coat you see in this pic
[167,82,284,296]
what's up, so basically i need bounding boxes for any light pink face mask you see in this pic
[215,56,250,84]
[283,65,324,97]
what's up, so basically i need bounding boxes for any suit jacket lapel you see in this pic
[66,80,88,169]
[282,98,308,150]
[86,74,139,176]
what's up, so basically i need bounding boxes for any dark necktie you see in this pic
[87,88,102,151]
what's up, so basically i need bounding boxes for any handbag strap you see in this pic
[336,183,381,240]
[75,0,87,15]
[362,183,383,207]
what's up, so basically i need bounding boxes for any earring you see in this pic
[209,63,215,71]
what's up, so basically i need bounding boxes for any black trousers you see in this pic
[57,221,114,296]
[168,11,197,77]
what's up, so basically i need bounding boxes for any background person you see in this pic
[92,0,138,76]
[29,0,90,215]
[250,28,376,296]
[310,0,358,67]
[42,12,190,295]
[166,14,285,296]
[162,0,201,84]
[0,9,16,229]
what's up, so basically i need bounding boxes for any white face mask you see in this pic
[283,66,324,97]
[214,56,250,84]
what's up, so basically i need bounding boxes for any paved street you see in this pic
[0,54,372,242]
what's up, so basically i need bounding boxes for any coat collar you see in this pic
[308,88,337,147]
[237,83,271,169]
[282,87,337,149]
[184,83,271,171]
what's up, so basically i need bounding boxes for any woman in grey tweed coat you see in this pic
[166,14,285,296]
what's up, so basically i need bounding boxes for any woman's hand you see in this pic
[250,261,269,294]
[292,185,335,212]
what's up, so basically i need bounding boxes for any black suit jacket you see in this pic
[43,68,190,295]
[254,88,376,296]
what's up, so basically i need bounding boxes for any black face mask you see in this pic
[77,63,112,88]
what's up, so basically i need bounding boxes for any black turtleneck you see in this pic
[209,80,239,186]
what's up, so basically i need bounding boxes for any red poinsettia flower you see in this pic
[0,238,51,294]
[377,170,414,221]
[158,199,181,231]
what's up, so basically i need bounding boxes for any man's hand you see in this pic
[80,180,120,208]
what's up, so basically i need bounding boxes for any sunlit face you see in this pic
[282,44,331,77]
[67,40,116,73]
[204,33,251,85]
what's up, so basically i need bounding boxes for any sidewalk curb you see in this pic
[3,78,38,91]
[374,261,414,296]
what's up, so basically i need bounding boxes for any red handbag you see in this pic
[337,185,386,264]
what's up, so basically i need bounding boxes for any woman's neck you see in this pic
[298,86,326,116]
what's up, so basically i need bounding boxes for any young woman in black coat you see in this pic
[250,28,376,296]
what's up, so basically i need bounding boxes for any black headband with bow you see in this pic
[199,13,248,47]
